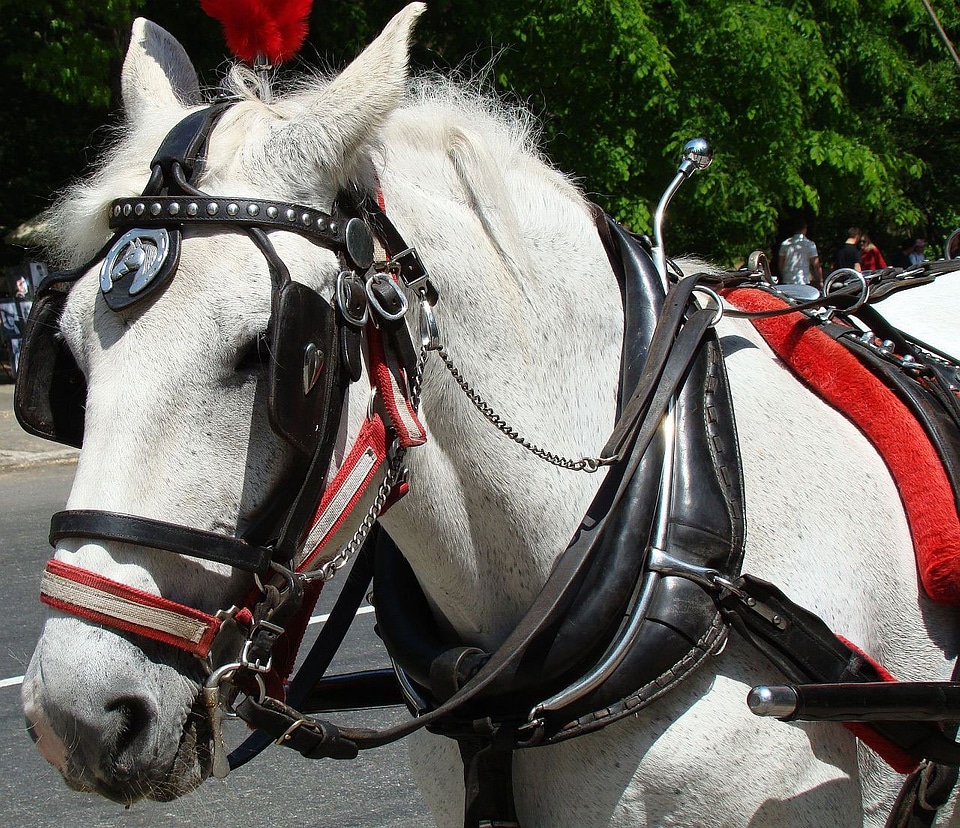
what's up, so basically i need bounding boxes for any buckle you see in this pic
[389,247,430,291]
[365,272,409,323]
[336,271,369,328]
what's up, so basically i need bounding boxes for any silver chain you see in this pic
[305,300,612,584]
[433,345,613,473]
[308,442,407,582]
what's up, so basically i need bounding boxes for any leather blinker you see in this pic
[268,280,344,457]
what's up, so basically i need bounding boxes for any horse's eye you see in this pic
[235,331,270,373]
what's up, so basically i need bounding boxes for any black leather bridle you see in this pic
[16,102,404,576]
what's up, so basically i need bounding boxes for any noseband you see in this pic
[17,103,429,663]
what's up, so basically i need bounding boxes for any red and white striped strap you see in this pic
[296,415,391,572]
[39,559,224,658]
[368,327,426,448]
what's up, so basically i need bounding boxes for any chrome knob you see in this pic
[679,138,713,178]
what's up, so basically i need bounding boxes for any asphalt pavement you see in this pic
[0,381,78,470]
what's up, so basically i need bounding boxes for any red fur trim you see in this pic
[201,0,313,63]
[726,289,960,604]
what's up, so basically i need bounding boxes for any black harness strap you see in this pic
[459,740,520,828]
[49,510,272,573]
[232,271,721,762]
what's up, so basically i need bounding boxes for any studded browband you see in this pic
[107,196,376,273]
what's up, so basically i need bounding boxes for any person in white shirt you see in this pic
[778,222,823,288]
[908,238,927,266]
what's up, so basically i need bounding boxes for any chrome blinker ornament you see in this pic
[99,228,180,311]
[303,342,325,395]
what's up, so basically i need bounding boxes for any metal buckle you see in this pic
[240,619,285,673]
[275,717,309,745]
[336,270,369,327]
[389,247,430,291]
[365,272,409,323]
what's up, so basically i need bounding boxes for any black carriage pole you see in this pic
[748,681,960,723]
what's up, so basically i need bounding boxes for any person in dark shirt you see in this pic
[834,227,862,271]
[890,238,913,269]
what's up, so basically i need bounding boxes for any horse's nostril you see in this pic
[104,695,153,761]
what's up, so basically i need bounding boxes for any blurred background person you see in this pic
[778,220,823,288]
[909,237,927,265]
[859,233,886,271]
[834,226,863,271]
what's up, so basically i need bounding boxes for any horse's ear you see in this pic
[121,18,201,122]
[281,2,425,173]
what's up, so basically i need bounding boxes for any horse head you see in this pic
[22,3,426,803]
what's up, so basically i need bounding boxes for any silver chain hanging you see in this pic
[431,344,614,473]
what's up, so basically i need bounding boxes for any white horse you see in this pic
[20,4,960,825]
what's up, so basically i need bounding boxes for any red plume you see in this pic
[201,0,314,64]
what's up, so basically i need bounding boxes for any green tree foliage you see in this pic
[411,0,960,263]
[2,0,958,268]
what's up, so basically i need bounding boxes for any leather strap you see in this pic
[459,739,520,828]
[109,196,356,251]
[49,509,273,573]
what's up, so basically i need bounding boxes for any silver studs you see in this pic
[266,206,278,219]
[122,204,133,217]
[286,208,296,221]
[168,202,180,216]
[302,212,312,225]
[329,221,339,234]
[134,203,145,216]
[112,205,121,218]
[247,203,260,217]
[227,202,239,216]
[150,202,162,216]
[316,218,327,231]
[207,202,219,216]
[187,202,199,217]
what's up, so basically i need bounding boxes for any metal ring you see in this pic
[365,273,409,323]
[692,286,724,326]
[824,267,868,312]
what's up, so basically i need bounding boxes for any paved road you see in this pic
[0,462,431,827]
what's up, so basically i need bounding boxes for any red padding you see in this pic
[40,559,221,658]
[726,289,960,604]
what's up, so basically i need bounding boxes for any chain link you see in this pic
[309,442,407,582]
[434,346,613,473]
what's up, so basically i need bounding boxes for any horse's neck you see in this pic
[373,110,624,646]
